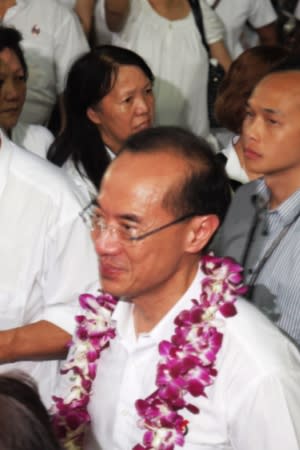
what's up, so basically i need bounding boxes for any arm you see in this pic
[75,0,96,37]
[209,40,232,72]
[256,22,278,46]
[0,321,70,363]
[199,0,231,70]
[104,0,130,32]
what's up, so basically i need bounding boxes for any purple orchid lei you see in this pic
[52,254,247,450]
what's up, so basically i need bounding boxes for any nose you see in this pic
[4,79,20,100]
[243,113,260,143]
[92,226,123,256]
[136,93,152,115]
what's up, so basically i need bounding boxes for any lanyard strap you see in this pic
[243,198,300,299]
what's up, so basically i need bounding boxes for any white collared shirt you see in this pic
[0,130,99,407]
[3,0,89,125]
[221,135,249,184]
[84,267,300,450]
[62,147,115,206]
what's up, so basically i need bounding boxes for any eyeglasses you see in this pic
[79,200,197,243]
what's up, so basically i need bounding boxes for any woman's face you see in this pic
[87,64,154,154]
[0,47,26,132]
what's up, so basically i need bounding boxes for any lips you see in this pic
[134,120,151,132]
[244,147,262,160]
[0,107,21,115]
[100,261,124,278]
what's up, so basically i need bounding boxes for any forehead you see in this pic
[250,72,300,112]
[110,65,149,92]
[99,151,186,215]
[0,48,22,72]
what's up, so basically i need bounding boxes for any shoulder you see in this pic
[226,179,260,213]
[222,298,300,373]
[7,137,80,209]
[12,123,54,158]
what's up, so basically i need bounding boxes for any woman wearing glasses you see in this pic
[47,45,155,205]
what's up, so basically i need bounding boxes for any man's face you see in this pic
[242,71,300,179]
[0,47,26,132]
[92,151,196,301]
[90,65,154,154]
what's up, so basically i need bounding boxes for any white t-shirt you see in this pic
[0,131,99,407]
[96,0,224,138]
[11,122,54,158]
[83,267,300,450]
[3,0,89,125]
[206,0,277,58]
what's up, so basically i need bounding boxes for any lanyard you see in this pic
[242,195,300,299]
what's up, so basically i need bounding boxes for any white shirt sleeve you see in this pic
[200,0,225,44]
[248,0,277,29]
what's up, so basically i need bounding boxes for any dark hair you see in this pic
[268,54,300,74]
[0,371,62,450]
[214,45,289,134]
[0,26,28,79]
[47,45,154,190]
[119,126,231,223]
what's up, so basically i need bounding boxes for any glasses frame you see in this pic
[79,200,198,243]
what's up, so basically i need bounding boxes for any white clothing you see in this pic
[85,267,300,450]
[58,0,76,8]
[11,122,54,159]
[0,131,99,407]
[206,0,277,58]
[96,0,224,138]
[295,1,300,20]
[221,135,249,184]
[94,0,114,45]
[62,148,115,206]
[3,0,89,125]
[63,159,98,206]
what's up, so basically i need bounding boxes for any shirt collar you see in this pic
[256,178,300,225]
[105,146,116,161]
[111,266,204,346]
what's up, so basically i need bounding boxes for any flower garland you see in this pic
[52,254,247,450]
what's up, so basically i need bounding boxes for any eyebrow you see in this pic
[246,101,282,115]
[97,201,143,224]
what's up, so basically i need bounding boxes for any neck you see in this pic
[132,260,198,334]
[148,0,189,20]
[265,171,300,209]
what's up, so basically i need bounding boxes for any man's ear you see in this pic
[185,215,220,254]
[86,106,101,125]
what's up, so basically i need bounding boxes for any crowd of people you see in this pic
[1,1,300,450]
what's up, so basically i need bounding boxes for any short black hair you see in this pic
[0,26,28,79]
[268,54,300,75]
[119,126,231,223]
